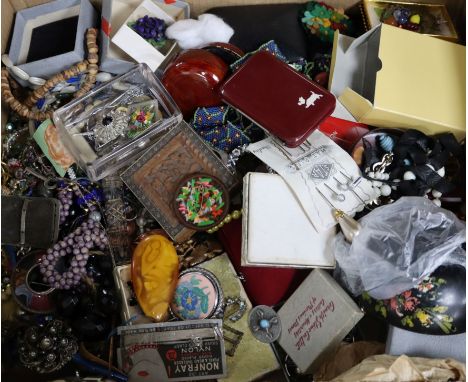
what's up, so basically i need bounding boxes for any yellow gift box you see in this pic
[329,23,466,139]
[361,0,458,42]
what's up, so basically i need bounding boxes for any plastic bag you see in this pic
[333,197,466,299]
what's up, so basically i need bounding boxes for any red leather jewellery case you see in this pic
[220,51,336,147]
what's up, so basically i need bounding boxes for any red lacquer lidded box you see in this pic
[220,50,336,148]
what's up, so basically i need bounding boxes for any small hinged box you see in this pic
[220,51,336,148]
[53,63,182,181]
[120,120,238,243]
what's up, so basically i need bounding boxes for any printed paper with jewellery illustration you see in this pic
[248,130,377,231]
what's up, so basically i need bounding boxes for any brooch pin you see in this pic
[248,305,282,343]
[18,320,78,374]
[173,173,230,231]
[93,107,129,150]
[126,99,161,139]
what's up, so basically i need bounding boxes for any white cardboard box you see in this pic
[100,0,189,74]
[111,0,178,72]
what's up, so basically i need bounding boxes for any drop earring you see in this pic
[333,175,367,211]
[336,171,353,191]
[337,171,374,204]
[316,188,361,242]
[323,183,345,202]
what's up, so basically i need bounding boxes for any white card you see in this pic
[242,172,336,268]
[247,130,377,231]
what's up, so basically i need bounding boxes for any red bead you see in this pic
[402,22,420,31]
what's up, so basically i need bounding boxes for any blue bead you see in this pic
[397,15,408,24]
[378,134,394,152]
[67,77,80,84]
[260,319,270,329]
[36,98,45,109]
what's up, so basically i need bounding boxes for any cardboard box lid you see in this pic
[330,24,466,136]
[278,269,363,373]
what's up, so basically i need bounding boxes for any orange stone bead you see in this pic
[131,234,179,322]
[383,16,399,27]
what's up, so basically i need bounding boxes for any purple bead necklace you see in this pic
[57,186,74,225]
[39,217,108,289]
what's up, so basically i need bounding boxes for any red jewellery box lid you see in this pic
[220,51,336,148]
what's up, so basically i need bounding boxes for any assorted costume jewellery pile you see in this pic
[0,0,465,382]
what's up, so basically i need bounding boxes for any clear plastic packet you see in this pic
[333,197,466,299]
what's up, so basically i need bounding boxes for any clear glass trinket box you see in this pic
[53,63,182,181]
